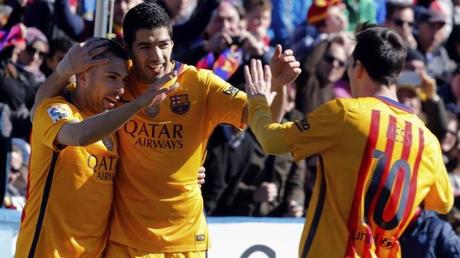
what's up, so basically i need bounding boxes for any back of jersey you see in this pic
[289,97,453,258]
[343,96,453,257]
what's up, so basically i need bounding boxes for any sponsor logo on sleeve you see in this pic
[47,105,69,123]
[294,117,310,132]
[223,85,239,97]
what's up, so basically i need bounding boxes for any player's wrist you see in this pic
[55,55,74,79]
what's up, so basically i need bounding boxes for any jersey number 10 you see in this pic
[364,149,413,230]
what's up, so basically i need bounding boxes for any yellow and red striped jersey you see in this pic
[16,97,118,258]
[280,96,453,258]
[109,62,247,252]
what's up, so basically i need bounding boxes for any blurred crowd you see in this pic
[2,0,460,249]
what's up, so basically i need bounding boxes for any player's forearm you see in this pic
[32,72,70,120]
[248,95,290,155]
[241,86,286,124]
[57,101,142,146]
[269,85,287,123]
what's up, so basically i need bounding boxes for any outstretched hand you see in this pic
[244,59,276,105]
[136,71,179,108]
[56,38,111,78]
[269,45,301,90]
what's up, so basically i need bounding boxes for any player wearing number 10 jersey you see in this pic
[244,26,453,258]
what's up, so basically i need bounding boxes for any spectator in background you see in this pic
[445,111,460,197]
[396,49,448,141]
[415,5,455,85]
[384,1,417,49]
[154,0,221,50]
[440,67,460,119]
[0,4,12,29]
[243,0,272,49]
[0,103,12,208]
[179,0,272,88]
[0,25,46,142]
[10,27,47,141]
[203,85,306,218]
[400,209,460,258]
[40,37,73,77]
[446,24,460,65]
[158,0,197,25]
[112,0,145,41]
[343,0,377,32]
[269,0,310,46]
[295,35,349,115]
[288,0,348,62]
[21,27,48,84]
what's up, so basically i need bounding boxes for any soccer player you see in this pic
[15,39,175,258]
[244,26,454,257]
[36,2,300,257]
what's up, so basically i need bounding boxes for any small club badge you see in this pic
[170,94,190,115]
[144,104,160,118]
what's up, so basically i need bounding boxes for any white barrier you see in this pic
[0,209,20,258]
[208,217,304,258]
[0,209,304,258]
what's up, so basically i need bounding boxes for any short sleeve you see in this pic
[202,70,247,129]
[33,99,77,151]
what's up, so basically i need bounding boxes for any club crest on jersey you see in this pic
[380,237,395,249]
[47,105,69,123]
[102,136,113,151]
[170,94,190,115]
[144,104,160,118]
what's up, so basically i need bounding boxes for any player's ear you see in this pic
[355,60,365,79]
[76,71,87,86]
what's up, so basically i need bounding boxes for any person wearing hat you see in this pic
[415,5,455,85]
[288,0,348,62]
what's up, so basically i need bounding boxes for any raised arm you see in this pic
[241,45,301,124]
[31,39,110,119]
[243,59,291,155]
[55,73,178,147]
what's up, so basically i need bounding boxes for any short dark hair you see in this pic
[47,37,72,59]
[122,2,172,50]
[91,38,129,61]
[353,26,407,86]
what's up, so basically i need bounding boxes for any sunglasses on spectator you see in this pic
[393,18,414,28]
[324,53,347,68]
[26,45,47,58]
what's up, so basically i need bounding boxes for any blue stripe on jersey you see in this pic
[375,96,414,114]
[28,151,59,258]
[301,155,327,258]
